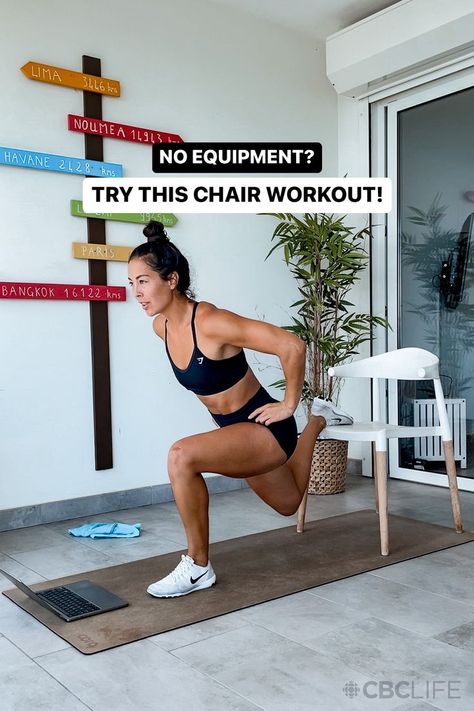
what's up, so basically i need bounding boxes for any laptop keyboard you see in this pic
[37,586,100,617]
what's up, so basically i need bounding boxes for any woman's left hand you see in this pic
[248,401,294,425]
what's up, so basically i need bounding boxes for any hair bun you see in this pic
[143,220,168,243]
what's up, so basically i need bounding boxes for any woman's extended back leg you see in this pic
[245,414,325,510]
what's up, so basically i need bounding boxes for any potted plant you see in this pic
[265,212,389,494]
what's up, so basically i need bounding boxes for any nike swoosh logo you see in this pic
[190,571,208,584]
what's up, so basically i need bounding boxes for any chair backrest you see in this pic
[328,348,439,381]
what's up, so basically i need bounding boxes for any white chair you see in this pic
[297,347,464,555]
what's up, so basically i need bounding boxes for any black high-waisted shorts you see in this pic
[209,386,298,461]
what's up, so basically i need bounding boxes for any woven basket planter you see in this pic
[308,439,348,495]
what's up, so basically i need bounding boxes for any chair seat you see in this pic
[324,421,443,447]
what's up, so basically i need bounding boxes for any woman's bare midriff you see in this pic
[196,367,262,415]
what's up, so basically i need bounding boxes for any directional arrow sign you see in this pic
[70,200,177,225]
[0,147,123,177]
[21,61,120,96]
[0,282,126,301]
[68,115,183,144]
[72,242,133,262]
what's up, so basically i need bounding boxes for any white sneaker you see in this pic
[147,554,216,598]
[311,397,353,439]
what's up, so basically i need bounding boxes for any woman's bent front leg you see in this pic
[167,444,210,566]
[167,422,289,565]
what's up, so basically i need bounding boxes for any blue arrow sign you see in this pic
[0,146,123,177]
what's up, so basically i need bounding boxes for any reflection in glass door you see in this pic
[397,87,474,481]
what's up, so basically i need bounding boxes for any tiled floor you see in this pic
[1,475,474,711]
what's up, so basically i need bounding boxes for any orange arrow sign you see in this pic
[21,61,120,97]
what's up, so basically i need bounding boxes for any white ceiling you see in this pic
[208,0,402,40]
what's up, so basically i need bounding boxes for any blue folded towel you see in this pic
[68,522,141,538]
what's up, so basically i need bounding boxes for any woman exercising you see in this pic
[128,221,352,598]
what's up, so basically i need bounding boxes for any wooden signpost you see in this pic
[0,281,125,301]
[21,61,120,96]
[81,54,117,471]
[70,199,177,226]
[68,114,182,144]
[0,146,123,176]
[72,243,133,262]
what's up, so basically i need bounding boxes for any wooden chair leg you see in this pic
[375,450,389,556]
[296,486,309,533]
[442,440,464,533]
[372,443,379,514]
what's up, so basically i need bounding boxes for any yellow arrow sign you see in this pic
[21,61,120,97]
[72,242,133,262]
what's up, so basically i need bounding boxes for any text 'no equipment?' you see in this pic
[153,142,322,173]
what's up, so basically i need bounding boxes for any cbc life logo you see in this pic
[342,679,461,701]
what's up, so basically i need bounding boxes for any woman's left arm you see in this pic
[202,308,306,424]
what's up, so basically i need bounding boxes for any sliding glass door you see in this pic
[371,70,474,491]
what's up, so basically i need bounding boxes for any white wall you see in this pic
[335,95,375,473]
[0,0,338,509]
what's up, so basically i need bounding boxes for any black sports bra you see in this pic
[164,302,249,396]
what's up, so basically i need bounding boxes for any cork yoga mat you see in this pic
[3,509,473,654]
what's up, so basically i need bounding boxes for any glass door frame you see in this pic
[371,66,474,492]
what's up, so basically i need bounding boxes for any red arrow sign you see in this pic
[0,282,126,301]
[68,115,183,145]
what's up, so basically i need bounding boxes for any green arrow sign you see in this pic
[70,200,177,226]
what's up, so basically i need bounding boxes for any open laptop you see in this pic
[0,567,128,622]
